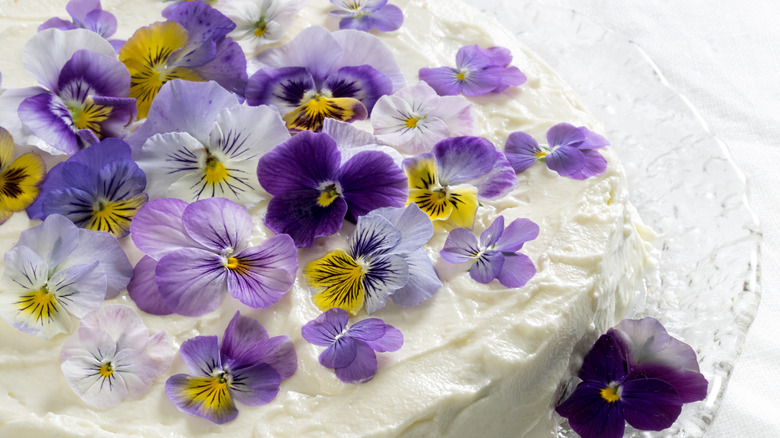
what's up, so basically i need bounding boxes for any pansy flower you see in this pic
[0,127,46,225]
[257,130,407,248]
[27,138,146,237]
[119,1,247,118]
[38,0,124,52]
[221,0,306,49]
[329,0,403,33]
[166,311,297,424]
[371,81,475,154]
[302,308,402,383]
[130,80,290,208]
[440,215,538,288]
[128,197,298,316]
[0,214,132,339]
[504,123,609,180]
[403,136,517,228]
[304,204,441,315]
[246,26,405,131]
[60,304,174,408]
[419,45,526,97]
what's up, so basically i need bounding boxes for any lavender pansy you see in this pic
[302,308,402,383]
[304,204,441,315]
[128,197,298,316]
[371,81,475,154]
[403,136,517,228]
[0,215,132,339]
[257,130,407,248]
[166,312,296,424]
[60,304,174,408]
[329,0,404,33]
[322,118,404,167]
[27,138,147,237]
[505,123,609,180]
[38,0,124,51]
[440,215,538,288]
[419,44,526,97]
[221,0,306,49]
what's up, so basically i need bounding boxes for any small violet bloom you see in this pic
[38,0,124,52]
[222,0,306,49]
[555,318,707,438]
[27,138,147,238]
[60,304,174,408]
[329,0,404,33]
[166,312,297,424]
[0,215,132,339]
[128,197,298,316]
[440,215,538,288]
[504,123,609,180]
[403,136,517,228]
[0,127,46,225]
[302,308,402,383]
[304,204,442,315]
[257,130,408,248]
[371,81,475,154]
[246,26,405,131]
[419,45,526,97]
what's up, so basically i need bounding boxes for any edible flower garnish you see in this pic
[305,204,441,315]
[555,318,708,438]
[403,136,516,228]
[60,304,174,408]
[371,81,475,154]
[0,127,45,225]
[440,215,538,288]
[257,130,407,247]
[38,0,124,52]
[322,118,404,167]
[119,1,246,118]
[128,197,298,316]
[419,45,526,97]
[221,0,305,49]
[130,80,289,208]
[246,26,405,131]
[302,308,402,383]
[329,0,404,33]
[27,138,147,237]
[0,214,132,339]
[504,123,609,180]
[166,311,297,424]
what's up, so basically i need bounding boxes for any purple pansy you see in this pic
[419,45,526,97]
[128,197,298,316]
[166,312,297,424]
[27,138,147,238]
[256,130,408,248]
[301,308,402,383]
[329,0,404,33]
[440,215,538,288]
[38,0,124,52]
[504,123,609,180]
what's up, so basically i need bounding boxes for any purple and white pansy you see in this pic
[128,197,298,316]
[38,0,124,52]
[60,304,174,408]
[329,0,404,33]
[221,0,306,49]
[302,308,402,383]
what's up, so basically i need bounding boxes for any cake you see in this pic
[0,0,653,437]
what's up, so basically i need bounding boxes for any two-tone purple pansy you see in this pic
[504,123,609,180]
[38,0,124,52]
[329,0,404,33]
[302,308,402,383]
[127,197,298,316]
[440,215,538,288]
[419,45,526,97]
[166,312,297,424]
[256,130,408,248]
[246,26,405,131]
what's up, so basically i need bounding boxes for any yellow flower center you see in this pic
[204,154,230,185]
[98,363,114,379]
[456,72,467,81]
[67,98,112,134]
[405,117,419,128]
[600,384,622,403]
[254,20,268,37]
[15,287,58,322]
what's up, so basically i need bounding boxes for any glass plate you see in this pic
[463,0,762,436]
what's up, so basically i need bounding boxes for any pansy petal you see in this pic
[66,0,101,24]
[390,249,441,307]
[227,234,298,309]
[338,16,373,32]
[494,218,539,253]
[345,317,385,342]
[621,378,683,431]
[547,123,585,149]
[1,246,49,293]
[155,248,227,316]
[493,66,527,93]
[568,149,607,180]
[252,26,341,84]
[632,363,708,404]
[56,49,129,100]
[324,65,393,112]
[83,9,118,38]
[60,228,132,299]
[146,330,175,375]
[265,189,348,248]
[136,131,205,201]
[251,335,298,380]
[504,131,542,174]
[301,308,350,347]
[48,261,107,319]
[363,254,409,314]
[245,66,316,111]
[229,363,281,406]
[282,96,367,132]
[418,67,462,96]
[165,374,237,424]
[610,317,697,369]
[555,381,626,438]
[471,150,518,200]
[17,214,80,268]
[61,350,129,408]
[0,152,46,212]
[496,253,535,288]
[469,250,503,284]
[368,204,433,254]
[257,131,341,195]
[337,150,407,220]
[111,349,160,401]
[129,198,198,260]
[190,37,248,96]
[369,4,404,32]
[579,334,628,384]
[79,304,149,351]
[220,311,269,365]
[546,146,586,177]
[440,227,480,264]
[212,104,290,165]
[443,183,479,228]
[433,136,496,186]
[581,128,610,149]
[334,339,378,384]
[479,216,505,249]
[181,197,253,253]
[459,68,503,97]
[306,249,365,315]
[18,93,80,155]
[320,335,357,369]
[349,214,401,259]
[353,320,403,352]
[179,335,222,376]
[167,1,235,64]
[332,29,405,91]
[38,17,79,32]
[127,256,173,315]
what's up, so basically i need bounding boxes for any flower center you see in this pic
[600,382,623,403]
[15,286,59,322]
[204,153,230,184]
[405,117,420,128]
[456,71,468,82]
[317,181,342,207]
[98,362,114,378]
[67,97,112,134]
[254,18,268,37]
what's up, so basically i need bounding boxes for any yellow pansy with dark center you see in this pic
[183,375,235,415]
[600,383,622,403]
[405,156,478,228]
[0,128,46,223]
[15,286,59,323]
[304,249,366,315]
[67,97,113,134]
[283,93,367,132]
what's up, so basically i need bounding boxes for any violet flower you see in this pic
[504,123,609,180]
[302,308,402,383]
[166,312,297,424]
[419,45,526,97]
[440,215,538,288]
[128,197,298,316]
[221,0,305,49]
[329,0,404,33]
[256,130,408,248]
[38,0,124,52]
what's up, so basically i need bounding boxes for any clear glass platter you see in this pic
[463,0,763,436]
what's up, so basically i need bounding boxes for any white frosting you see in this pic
[0,0,653,437]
